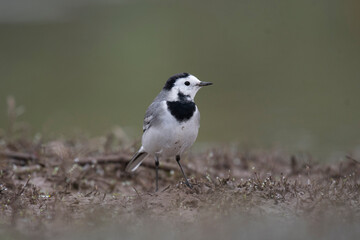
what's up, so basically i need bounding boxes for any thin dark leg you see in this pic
[176,155,193,189]
[155,156,159,192]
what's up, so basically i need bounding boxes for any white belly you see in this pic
[142,103,200,158]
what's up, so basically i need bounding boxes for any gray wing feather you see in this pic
[126,94,167,172]
[142,101,165,133]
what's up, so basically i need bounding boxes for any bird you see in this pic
[125,73,212,191]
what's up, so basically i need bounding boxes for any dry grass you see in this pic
[0,133,359,238]
[0,98,359,239]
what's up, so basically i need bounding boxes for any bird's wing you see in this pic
[142,101,165,133]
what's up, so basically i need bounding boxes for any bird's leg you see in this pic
[155,156,159,192]
[176,155,193,189]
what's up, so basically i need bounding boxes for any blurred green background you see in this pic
[1,0,360,160]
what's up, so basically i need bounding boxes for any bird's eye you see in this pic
[184,81,190,86]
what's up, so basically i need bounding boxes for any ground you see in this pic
[0,134,359,239]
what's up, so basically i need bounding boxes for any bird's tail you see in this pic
[125,147,148,172]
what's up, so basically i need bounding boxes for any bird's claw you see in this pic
[185,179,193,189]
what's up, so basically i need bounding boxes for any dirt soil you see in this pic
[0,134,360,238]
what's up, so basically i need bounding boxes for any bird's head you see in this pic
[163,73,212,101]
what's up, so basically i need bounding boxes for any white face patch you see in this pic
[167,75,202,101]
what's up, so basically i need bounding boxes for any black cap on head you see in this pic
[163,73,189,90]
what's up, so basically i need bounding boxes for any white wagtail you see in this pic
[125,73,212,191]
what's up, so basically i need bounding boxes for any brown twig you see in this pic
[74,154,130,166]
[10,177,31,226]
[11,177,31,205]
[132,186,142,200]
[75,154,200,174]
[345,155,360,165]
[13,165,42,174]
[0,150,38,162]
[1,150,201,175]
[161,185,171,192]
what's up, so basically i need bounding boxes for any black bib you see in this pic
[166,101,196,122]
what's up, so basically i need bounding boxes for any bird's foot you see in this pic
[184,179,193,189]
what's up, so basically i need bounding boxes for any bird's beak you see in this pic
[198,81,213,87]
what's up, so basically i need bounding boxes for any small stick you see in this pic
[132,186,142,200]
[76,154,199,174]
[1,150,200,174]
[345,155,360,165]
[161,185,171,192]
[12,177,31,204]
[84,189,95,197]
[0,150,38,161]
[13,165,41,174]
